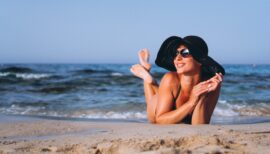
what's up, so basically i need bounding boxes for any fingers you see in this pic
[193,73,224,95]
[216,73,223,82]
[207,73,224,92]
[197,86,209,96]
[207,78,219,92]
[192,81,211,97]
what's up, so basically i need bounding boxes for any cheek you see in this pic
[173,59,177,66]
[184,59,201,70]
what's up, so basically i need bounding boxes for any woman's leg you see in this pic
[144,81,159,123]
[131,64,159,123]
[130,49,159,123]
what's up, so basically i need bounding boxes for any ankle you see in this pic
[144,76,155,84]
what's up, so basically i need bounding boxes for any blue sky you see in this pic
[0,0,270,64]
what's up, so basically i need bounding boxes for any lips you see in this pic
[176,63,185,68]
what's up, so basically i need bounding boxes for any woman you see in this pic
[130,35,225,125]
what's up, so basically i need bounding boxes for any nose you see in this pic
[175,54,183,61]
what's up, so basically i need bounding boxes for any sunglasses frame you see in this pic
[175,48,191,58]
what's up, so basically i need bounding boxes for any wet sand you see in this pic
[0,115,270,154]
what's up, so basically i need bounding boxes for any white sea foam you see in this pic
[16,73,50,79]
[214,100,243,116]
[0,72,10,77]
[218,100,227,104]
[214,100,270,116]
[111,72,123,76]
[0,72,50,79]
[83,111,147,119]
[1,101,270,120]
[0,106,147,120]
[213,106,239,116]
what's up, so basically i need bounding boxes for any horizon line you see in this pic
[1,62,269,65]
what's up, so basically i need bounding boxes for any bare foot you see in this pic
[138,49,151,71]
[130,64,153,83]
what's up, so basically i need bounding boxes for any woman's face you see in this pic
[173,45,201,75]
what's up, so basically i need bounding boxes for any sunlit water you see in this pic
[0,64,270,124]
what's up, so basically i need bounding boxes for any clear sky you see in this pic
[0,0,270,64]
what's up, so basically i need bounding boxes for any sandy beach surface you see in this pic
[0,115,270,154]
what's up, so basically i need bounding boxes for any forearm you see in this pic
[192,87,221,125]
[155,98,198,124]
[191,96,208,124]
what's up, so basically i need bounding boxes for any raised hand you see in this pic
[205,73,223,93]
[189,73,223,103]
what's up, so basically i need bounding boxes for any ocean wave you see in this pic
[73,69,95,74]
[0,66,34,73]
[82,111,146,119]
[15,73,50,79]
[214,100,270,116]
[32,85,75,94]
[73,68,114,75]
[0,72,50,80]
[110,72,123,76]
[235,105,270,116]
[0,72,9,77]
[0,105,46,115]
[0,106,147,120]
[1,103,270,122]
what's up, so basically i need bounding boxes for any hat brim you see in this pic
[155,36,225,77]
[155,36,182,71]
[200,56,226,77]
[181,39,226,76]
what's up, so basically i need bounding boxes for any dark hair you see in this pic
[201,66,213,81]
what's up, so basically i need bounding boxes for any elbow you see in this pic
[148,118,156,124]
[147,115,164,124]
[155,114,170,124]
[155,117,163,124]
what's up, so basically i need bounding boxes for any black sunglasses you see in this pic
[176,48,191,58]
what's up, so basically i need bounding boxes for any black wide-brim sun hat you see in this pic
[155,35,225,78]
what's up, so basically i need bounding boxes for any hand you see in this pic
[204,73,223,93]
[189,80,211,102]
[189,73,223,103]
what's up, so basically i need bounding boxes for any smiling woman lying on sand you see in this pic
[130,35,225,125]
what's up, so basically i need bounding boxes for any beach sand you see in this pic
[0,115,270,154]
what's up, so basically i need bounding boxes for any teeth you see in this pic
[177,64,184,68]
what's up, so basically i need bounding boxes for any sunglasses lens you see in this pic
[181,49,190,57]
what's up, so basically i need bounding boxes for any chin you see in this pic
[176,68,185,74]
[175,66,193,74]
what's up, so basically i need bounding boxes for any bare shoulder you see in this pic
[160,72,180,87]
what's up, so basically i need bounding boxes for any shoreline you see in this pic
[1,114,270,153]
[1,113,270,125]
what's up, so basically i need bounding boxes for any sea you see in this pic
[0,64,270,124]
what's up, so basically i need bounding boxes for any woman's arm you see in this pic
[194,73,223,124]
[155,73,210,124]
[155,73,223,124]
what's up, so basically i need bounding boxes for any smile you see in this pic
[176,63,185,68]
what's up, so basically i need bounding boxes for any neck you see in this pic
[180,70,201,90]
